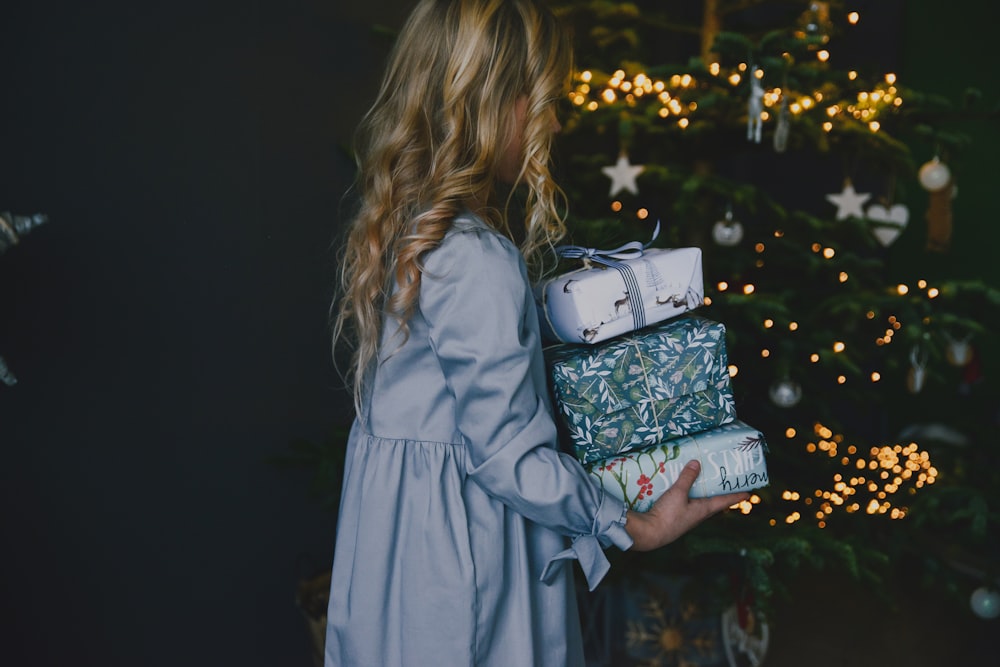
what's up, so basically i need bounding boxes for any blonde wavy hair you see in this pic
[333,0,572,405]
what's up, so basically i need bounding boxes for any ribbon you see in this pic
[554,220,661,266]
[540,535,610,592]
[553,221,661,333]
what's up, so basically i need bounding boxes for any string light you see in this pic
[568,61,905,140]
[766,425,936,527]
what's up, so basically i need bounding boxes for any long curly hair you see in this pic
[333,0,572,406]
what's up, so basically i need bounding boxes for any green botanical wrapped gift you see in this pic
[545,315,736,465]
[587,420,769,509]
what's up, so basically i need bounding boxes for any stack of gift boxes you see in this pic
[535,240,769,512]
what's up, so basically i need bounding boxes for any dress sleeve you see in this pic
[420,225,633,590]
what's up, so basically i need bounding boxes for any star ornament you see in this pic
[601,153,644,197]
[825,180,872,220]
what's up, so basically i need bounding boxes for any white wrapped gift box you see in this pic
[535,245,704,345]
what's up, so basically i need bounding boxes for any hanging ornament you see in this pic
[918,157,952,192]
[796,2,832,41]
[747,66,764,144]
[712,207,744,246]
[825,179,871,220]
[970,587,1000,620]
[772,95,790,153]
[721,604,770,667]
[944,333,973,367]
[0,356,16,387]
[601,152,644,197]
[926,173,955,253]
[0,210,49,254]
[906,346,928,394]
[959,344,983,395]
[769,377,802,408]
[866,202,909,246]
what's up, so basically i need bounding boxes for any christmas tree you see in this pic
[548,0,1000,618]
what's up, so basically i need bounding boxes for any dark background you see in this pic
[1,1,996,666]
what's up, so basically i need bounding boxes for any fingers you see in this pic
[629,460,752,552]
[669,459,702,495]
[694,491,752,518]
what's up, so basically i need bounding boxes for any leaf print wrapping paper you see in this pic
[534,247,704,344]
[587,420,769,508]
[545,315,736,465]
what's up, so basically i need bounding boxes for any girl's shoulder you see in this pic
[435,211,519,257]
[423,212,524,279]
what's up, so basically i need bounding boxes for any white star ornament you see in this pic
[601,153,644,197]
[825,181,871,220]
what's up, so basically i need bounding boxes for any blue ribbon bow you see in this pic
[552,221,661,334]
[554,220,661,266]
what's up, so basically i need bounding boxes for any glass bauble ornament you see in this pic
[769,378,802,408]
[712,208,743,246]
[970,587,1000,620]
[918,157,951,192]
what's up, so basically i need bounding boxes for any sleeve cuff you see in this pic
[539,492,633,591]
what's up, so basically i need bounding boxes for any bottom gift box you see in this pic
[587,420,769,511]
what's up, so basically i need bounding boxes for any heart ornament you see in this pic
[867,203,909,246]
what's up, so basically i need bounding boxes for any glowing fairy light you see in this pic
[770,424,937,527]
[848,11,860,24]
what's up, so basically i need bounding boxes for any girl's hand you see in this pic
[625,459,750,552]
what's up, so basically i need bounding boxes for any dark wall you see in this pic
[0,1,407,665]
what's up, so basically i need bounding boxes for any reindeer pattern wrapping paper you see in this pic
[535,246,704,345]
[545,315,737,465]
[587,420,769,508]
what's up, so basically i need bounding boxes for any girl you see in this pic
[326,1,749,664]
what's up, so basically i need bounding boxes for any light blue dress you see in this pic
[324,214,633,667]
